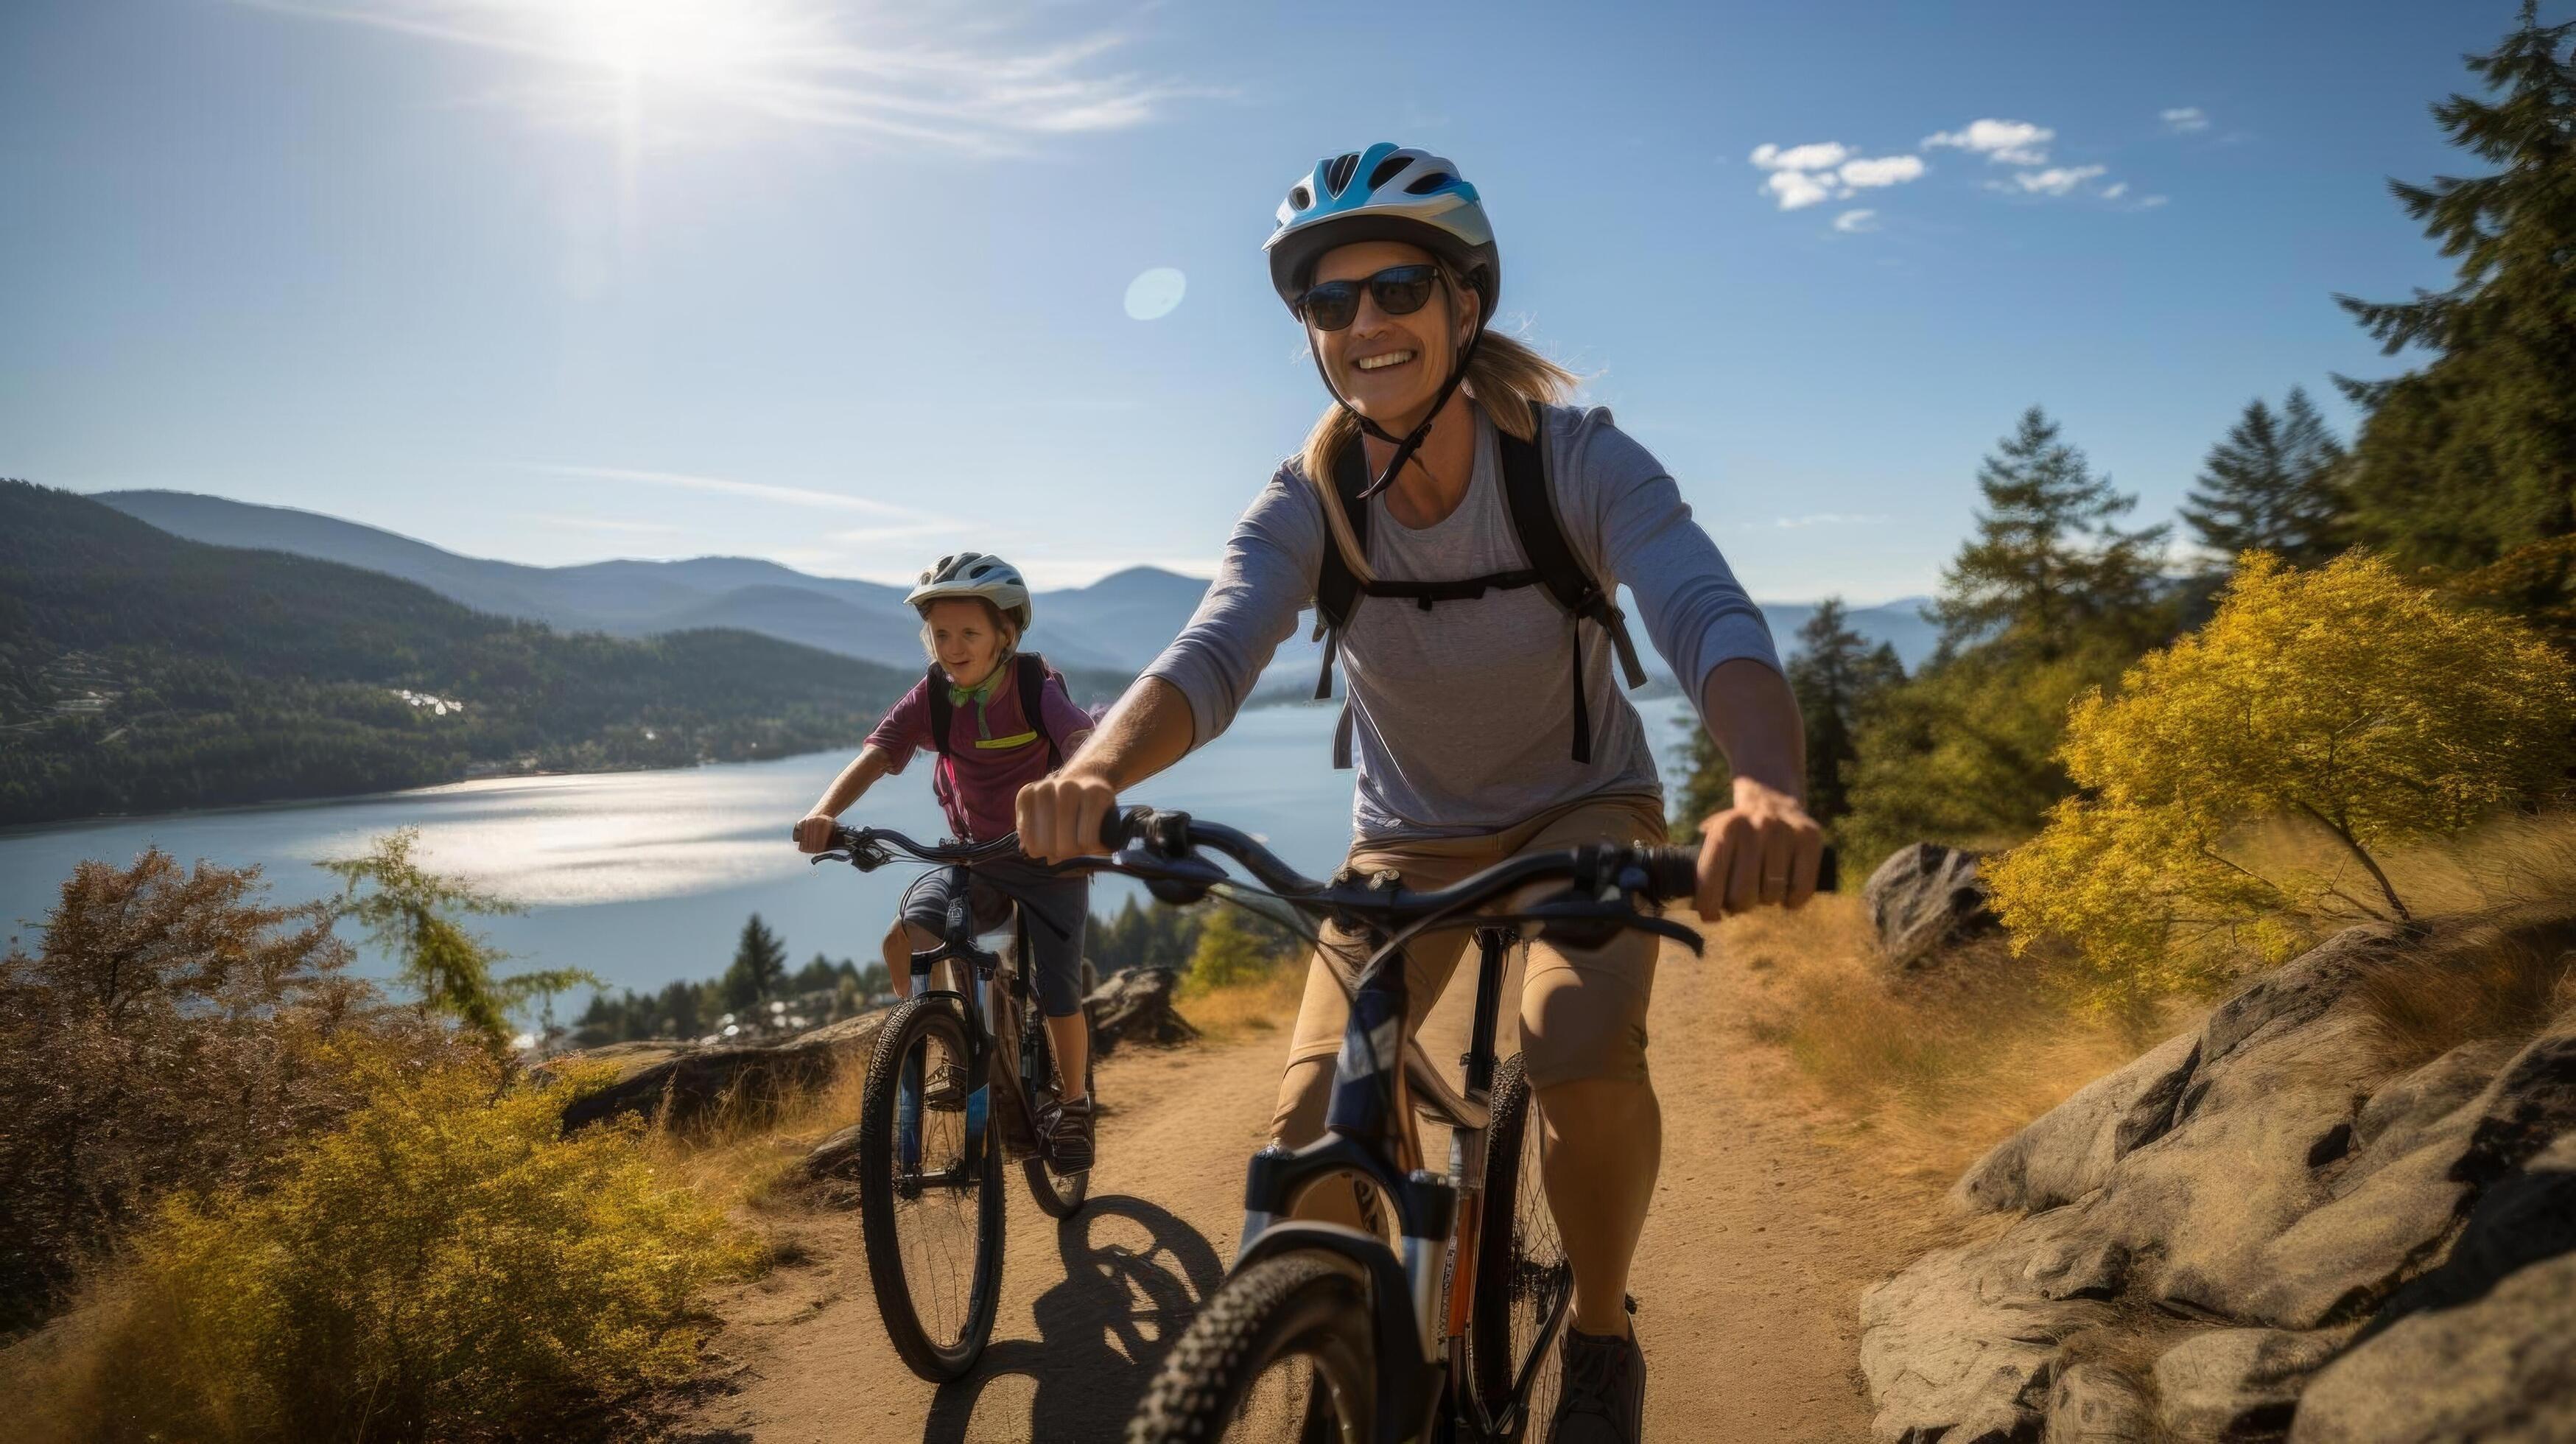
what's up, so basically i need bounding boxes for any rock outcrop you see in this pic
[1860,901,2576,1443]
[552,1011,888,1132]
[1864,842,2001,970]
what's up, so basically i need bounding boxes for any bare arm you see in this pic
[1015,677,1195,862]
[1691,658,1827,916]
[793,745,898,852]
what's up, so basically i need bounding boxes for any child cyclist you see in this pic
[792,552,1101,1170]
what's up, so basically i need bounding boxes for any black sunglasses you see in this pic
[1294,264,1442,332]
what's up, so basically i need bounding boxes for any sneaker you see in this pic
[1550,1324,1645,1443]
[1039,1093,1095,1174]
[921,1060,968,1112]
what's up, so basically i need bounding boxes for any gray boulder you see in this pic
[1954,1031,2199,1216]
[1864,842,2001,970]
[2010,928,2412,1317]
[2288,1139,2576,1441]
[1860,1206,2119,1443]
[2043,1363,2155,1444]
[2236,1022,2576,1329]
[1086,966,1198,1055]
[2153,1327,2348,1440]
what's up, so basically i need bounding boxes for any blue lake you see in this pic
[0,697,1702,1003]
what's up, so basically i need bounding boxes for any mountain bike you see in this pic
[1081,806,1833,1443]
[808,824,1099,1382]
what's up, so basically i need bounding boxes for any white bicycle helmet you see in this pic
[1264,144,1499,323]
[905,552,1032,633]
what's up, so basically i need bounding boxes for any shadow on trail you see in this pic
[920,1194,1227,1444]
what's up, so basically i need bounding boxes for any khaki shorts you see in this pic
[1269,791,1671,1144]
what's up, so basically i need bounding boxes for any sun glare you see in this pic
[543,0,790,85]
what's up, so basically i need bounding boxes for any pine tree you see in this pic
[1928,407,2172,661]
[2182,388,2348,569]
[722,913,787,1010]
[1786,600,1906,826]
[2334,2,2576,600]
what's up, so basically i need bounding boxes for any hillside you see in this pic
[0,482,922,825]
[94,490,1942,675]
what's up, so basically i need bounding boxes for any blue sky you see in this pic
[0,0,2525,601]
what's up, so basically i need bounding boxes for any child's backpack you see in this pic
[924,652,1073,771]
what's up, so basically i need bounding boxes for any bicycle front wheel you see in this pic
[1469,1053,1570,1438]
[857,993,1005,1381]
[1019,1003,1095,1219]
[1126,1252,1377,1444]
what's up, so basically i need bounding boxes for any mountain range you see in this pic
[94,491,1940,677]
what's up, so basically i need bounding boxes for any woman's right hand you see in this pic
[1014,770,1117,864]
[793,813,838,853]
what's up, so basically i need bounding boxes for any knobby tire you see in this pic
[1126,1251,1378,1444]
[857,993,1005,1381]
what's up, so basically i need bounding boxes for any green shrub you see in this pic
[52,1047,753,1443]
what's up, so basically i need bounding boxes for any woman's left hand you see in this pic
[1694,777,1826,916]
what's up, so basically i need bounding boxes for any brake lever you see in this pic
[1509,893,1706,955]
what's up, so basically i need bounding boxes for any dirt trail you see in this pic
[673,936,1918,1443]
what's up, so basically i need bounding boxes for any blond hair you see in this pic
[1296,292,1578,583]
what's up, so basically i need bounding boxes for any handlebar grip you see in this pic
[1099,805,1148,851]
[1638,844,1841,902]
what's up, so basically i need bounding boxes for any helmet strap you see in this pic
[1306,322,1486,504]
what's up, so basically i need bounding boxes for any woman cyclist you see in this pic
[794,553,1101,1170]
[1017,146,1824,1441]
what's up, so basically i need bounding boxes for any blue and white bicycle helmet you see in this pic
[1265,144,1499,323]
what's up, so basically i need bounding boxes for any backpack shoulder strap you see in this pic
[1015,652,1061,770]
[1312,442,1376,767]
[1498,416,1649,690]
[923,663,954,757]
[1497,416,1650,764]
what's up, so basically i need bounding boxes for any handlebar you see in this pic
[807,812,1832,939]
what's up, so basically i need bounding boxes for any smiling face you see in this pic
[1306,239,1477,432]
[922,598,1011,690]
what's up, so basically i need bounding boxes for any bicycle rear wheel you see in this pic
[1126,1251,1376,1443]
[1468,1053,1570,1438]
[1019,1003,1095,1219]
[857,993,1005,1381]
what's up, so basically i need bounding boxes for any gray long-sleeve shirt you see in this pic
[1143,403,1780,841]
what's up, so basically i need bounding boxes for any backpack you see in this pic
[1311,414,1649,768]
[926,652,1069,771]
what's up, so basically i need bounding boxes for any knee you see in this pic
[1520,995,1649,1095]
[1535,1074,1657,1135]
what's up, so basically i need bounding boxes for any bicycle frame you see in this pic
[891,863,1048,1182]
[1230,924,1566,1443]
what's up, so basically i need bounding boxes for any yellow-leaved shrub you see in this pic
[45,1046,754,1443]
[1990,551,2575,1016]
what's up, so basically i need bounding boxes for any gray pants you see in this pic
[898,858,1089,1017]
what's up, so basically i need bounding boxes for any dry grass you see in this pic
[2227,809,2576,930]
[1175,958,1308,1041]
[2354,900,2576,1071]
[1712,894,2194,1194]
[642,1056,870,1216]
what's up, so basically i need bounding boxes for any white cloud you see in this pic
[1750,141,1851,171]
[2137,194,2170,208]
[229,0,1199,155]
[1836,155,1924,189]
[1986,164,2109,197]
[532,463,936,518]
[1763,168,1835,210]
[2101,181,2130,200]
[2161,106,2211,133]
[1832,208,1878,233]
[1922,118,2055,166]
